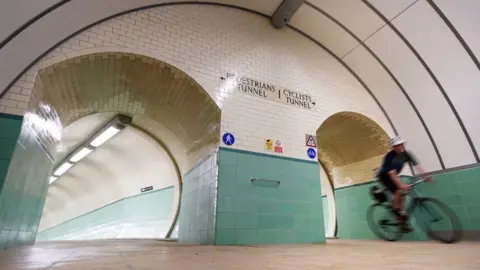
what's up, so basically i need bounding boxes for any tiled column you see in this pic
[177,151,218,244]
[0,113,54,250]
[0,113,24,249]
[215,147,326,245]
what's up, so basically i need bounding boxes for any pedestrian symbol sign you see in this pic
[222,132,235,146]
[305,135,316,147]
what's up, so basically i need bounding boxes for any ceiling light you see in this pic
[53,162,73,176]
[49,176,58,184]
[69,147,93,163]
[90,126,120,147]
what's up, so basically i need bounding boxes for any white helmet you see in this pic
[391,136,406,147]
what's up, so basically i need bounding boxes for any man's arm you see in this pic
[388,170,408,190]
[407,151,432,181]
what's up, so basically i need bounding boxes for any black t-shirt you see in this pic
[377,150,418,176]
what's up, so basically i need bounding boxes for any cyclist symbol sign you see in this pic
[307,148,316,159]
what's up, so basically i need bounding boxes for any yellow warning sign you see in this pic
[265,139,273,151]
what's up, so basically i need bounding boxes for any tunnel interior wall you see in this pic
[36,186,175,240]
[0,116,53,249]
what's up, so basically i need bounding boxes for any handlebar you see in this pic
[408,178,425,188]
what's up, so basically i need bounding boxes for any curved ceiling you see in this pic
[1,0,479,171]
[32,52,221,174]
[40,113,179,231]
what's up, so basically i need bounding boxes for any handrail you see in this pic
[250,178,280,186]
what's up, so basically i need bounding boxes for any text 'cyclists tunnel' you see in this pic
[29,52,221,240]
[316,111,390,238]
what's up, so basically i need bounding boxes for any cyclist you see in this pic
[377,136,431,232]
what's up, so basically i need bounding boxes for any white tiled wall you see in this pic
[1,5,392,161]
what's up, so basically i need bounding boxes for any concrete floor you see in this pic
[0,239,478,269]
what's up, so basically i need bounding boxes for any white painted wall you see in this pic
[0,0,62,44]
[1,1,480,172]
[4,5,393,164]
[39,114,180,233]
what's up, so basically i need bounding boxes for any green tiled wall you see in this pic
[322,196,328,234]
[0,114,23,192]
[36,186,175,240]
[178,151,218,244]
[216,148,325,245]
[334,168,480,241]
[335,177,426,241]
[415,167,480,234]
[0,119,53,250]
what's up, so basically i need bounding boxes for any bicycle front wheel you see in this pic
[416,198,463,243]
[367,203,403,242]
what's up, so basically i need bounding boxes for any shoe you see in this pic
[401,225,413,233]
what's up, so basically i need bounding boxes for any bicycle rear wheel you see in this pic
[416,198,463,243]
[367,203,403,241]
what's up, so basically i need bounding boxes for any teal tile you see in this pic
[256,185,277,199]
[0,139,16,160]
[219,151,237,166]
[294,216,311,230]
[277,201,296,215]
[295,230,313,243]
[469,217,480,230]
[313,230,326,243]
[235,230,257,245]
[0,229,11,249]
[257,230,277,244]
[258,199,278,214]
[235,181,257,199]
[234,198,257,214]
[0,159,10,182]
[235,213,257,230]
[277,230,295,244]
[218,165,237,183]
[311,217,324,230]
[258,215,275,229]
[0,117,22,140]
[294,202,310,215]
[217,179,236,198]
[215,230,235,245]
[217,197,235,213]
[276,215,294,230]
[217,213,235,230]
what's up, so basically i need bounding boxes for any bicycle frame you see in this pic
[404,178,442,227]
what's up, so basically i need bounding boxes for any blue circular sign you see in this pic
[222,132,235,146]
[307,148,316,159]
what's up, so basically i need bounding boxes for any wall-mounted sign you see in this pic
[307,148,316,159]
[305,134,317,147]
[265,139,273,151]
[222,132,235,146]
[225,73,315,110]
[274,140,283,154]
[141,186,153,193]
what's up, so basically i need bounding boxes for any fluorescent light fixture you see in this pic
[69,147,93,163]
[54,162,73,176]
[90,126,120,147]
[49,176,58,184]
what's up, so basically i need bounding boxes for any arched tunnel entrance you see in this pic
[316,112,390,238]
[28,52,221,241]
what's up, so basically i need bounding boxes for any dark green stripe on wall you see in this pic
[0,114,23,189]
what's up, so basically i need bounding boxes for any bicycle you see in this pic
[367,177,463,243]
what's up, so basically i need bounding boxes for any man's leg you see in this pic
[393,189,411,232]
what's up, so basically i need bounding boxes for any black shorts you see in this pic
[378,173,399,193]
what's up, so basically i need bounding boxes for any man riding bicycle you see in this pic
[377,136,431,232]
